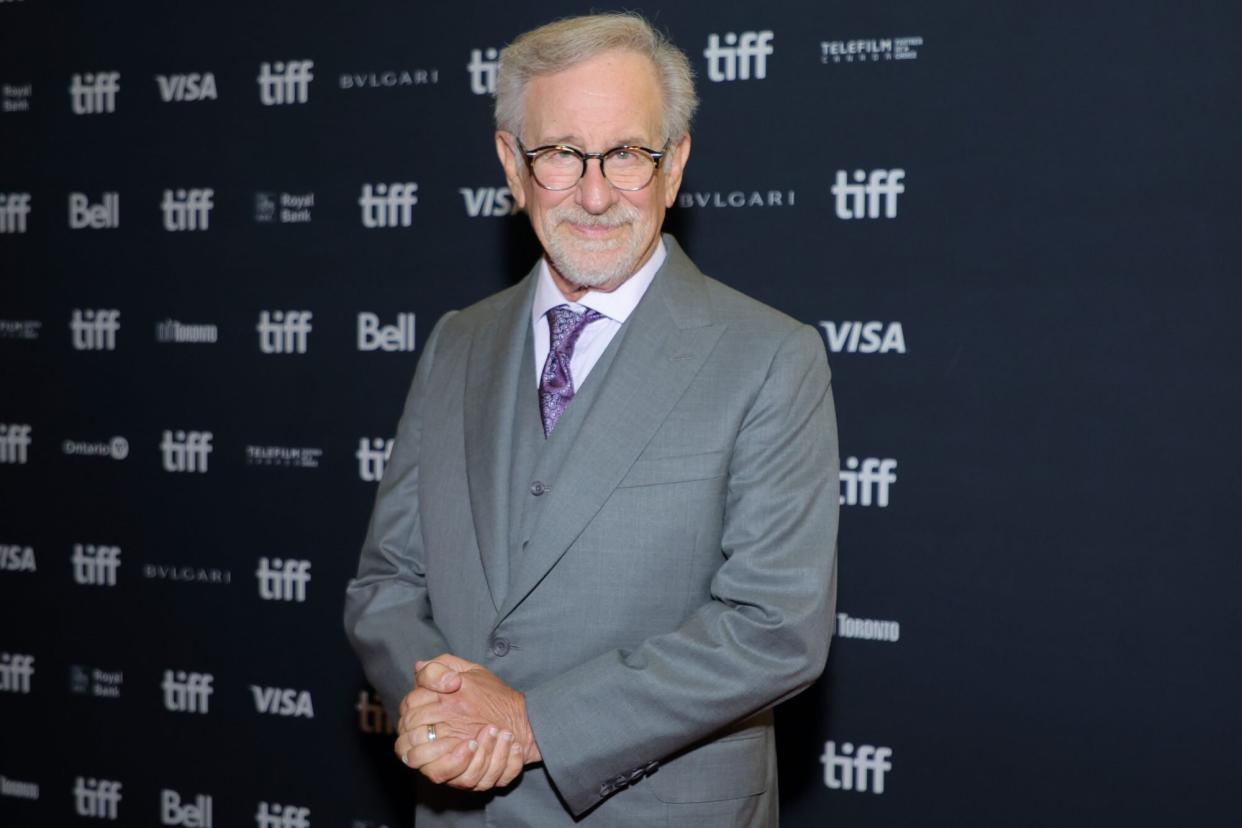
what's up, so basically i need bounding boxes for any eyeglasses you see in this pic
[517,140,667,192]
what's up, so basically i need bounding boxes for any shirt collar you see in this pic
[532,237,666,325]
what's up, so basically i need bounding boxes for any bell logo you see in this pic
[357,312,416,352]
[821,741,892,794]
[818,321,906,354]
[161,189,214,231]
[156,72,218,103]
[831,169,906,219]
[467,48,499,95]
[72,544,121,586]
[70,309,121,351]
[161,430,213,473]
[69,72,120,114]
[839,457,897,507]
[161,670,214,714]
[251,685,315,718]
[161,789,213,827]
[255,802,311,828]
[356,688,396,734]
[68,192,120,229]
[356,438,394,482]
[257,60,314,105]
[704,31,774,82]
[255,557,311,602]
[0,424,32,464]
[1,545,36,572]
[73,777,123,819]
[257,310,313,354]
[359,183,418,228]
[0,653,34,693]
[460,187,515,217]
[0,192,32,233]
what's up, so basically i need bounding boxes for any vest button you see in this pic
[490,637,511,657]
[529,480,546,496]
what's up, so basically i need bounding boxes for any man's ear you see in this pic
[495,131,527,211]
[661,133,692,209]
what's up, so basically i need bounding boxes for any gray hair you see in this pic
[494,12,698,144]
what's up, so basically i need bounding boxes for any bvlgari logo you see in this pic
[339,68,439,90]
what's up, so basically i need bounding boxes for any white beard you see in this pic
[542,199,653,289]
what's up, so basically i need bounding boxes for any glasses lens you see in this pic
[531,149,583,191]
[604,148,656,190]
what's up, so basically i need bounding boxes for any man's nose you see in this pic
[576,157,616,214]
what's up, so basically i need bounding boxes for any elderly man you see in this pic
[344,12,839,826]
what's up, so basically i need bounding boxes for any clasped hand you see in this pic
[394,653,541,791]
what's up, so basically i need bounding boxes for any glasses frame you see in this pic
[517,139,667,192]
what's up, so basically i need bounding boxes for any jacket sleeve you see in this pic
[343,311,458,720]
[524,323,840,815]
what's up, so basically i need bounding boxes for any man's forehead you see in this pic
[522,51,663,147]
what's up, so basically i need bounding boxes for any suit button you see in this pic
[644,760,659,774]
[529,480,546,496]
[490,637,511,657]
[628,768,645,783]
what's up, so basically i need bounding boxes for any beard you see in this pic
[541,199,654,290]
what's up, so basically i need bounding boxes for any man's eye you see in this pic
[611,150,634,161]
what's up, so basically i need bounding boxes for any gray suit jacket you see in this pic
[344,235,839,826]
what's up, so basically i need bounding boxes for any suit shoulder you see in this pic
[699,272,809,339]
[435,281,527,341]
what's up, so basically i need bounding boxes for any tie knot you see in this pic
[546,305,602,354]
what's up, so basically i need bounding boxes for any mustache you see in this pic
[550,203,638,228]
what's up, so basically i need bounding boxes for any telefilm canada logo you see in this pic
[246,445,322,469]
[840,457,898,507]
[467,48,499,95]
[704,31,774,81]
[821,740,893,794]
[0,319,41,339]
[3,82,32,113]
[821,36,923,64]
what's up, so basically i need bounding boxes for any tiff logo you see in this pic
[251,685,314,718]
[840,457,897,507]
[818,321,906,354]
[0,193,31,233]
[72,544,121,586]
[467,48,499,95]
[70,309,121,350]
[460,186,515,217]
[161,789,213,827]
[162,670,214,714]
[161,430,213,473]
[257,310,313,354]
[256,557,311,602]
[832,169,905,219]
[69,192,119,229]
[359,183,417,228]
[74,777,123,819]
[69,72,120,114]
[0,424,32,464]
[356,688,396,734]
[704,31,774,82]
[162,188,214,231]
[821,740,892,794]
[357,438,394,482]
[258,60,314,105]
[358,312,415,352]
[256,803,311,828]
[156,72,218,102]
[0,653,34,693]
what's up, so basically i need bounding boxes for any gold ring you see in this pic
[427,723,438,743]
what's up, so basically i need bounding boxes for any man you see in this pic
[344,13,839,826]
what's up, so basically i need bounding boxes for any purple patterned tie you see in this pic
[540,304,603,437]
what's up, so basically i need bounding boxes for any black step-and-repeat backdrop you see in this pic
[2,1,1239,826]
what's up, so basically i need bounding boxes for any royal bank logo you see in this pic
[142,563,232,585]
[0,192,31,233]
[162,670,213,714]
[460,186,515,217]
[251,685,314,718]
[69,71,120,114]
[155,72,218,102]
[70,664,124,698]
[73,777,123,819]
[2,82,32,113]
[0,319,41,339]
[358,312,416,352]
[0,423,32,464]
[156,319,218,344]
[258,60,313,105]
[161,430,213,473]
[161,789,213,827]
[0,652,34,693]
[70,309,121,350]
[835,612,900,643]
[0,773,39,800]
[68,192,119,229]
[62,436,129,460]
[161,188,214,231]
[245,445,322,469]
[257,310,313,354]
[356,437,394,482]
[831,169,905,219]
[677,190,795,209]
[359,183,417,228]
[818,321,906,354]
[255,557,311,602]
[467,48,499,95]
[840,457,897,508]
[356,688,395,734]
[1,544,36,573]
[339,68,439,90]
[72,543,121,586]
[704,31,774,82]
[821,36,922,65]
[254,191,314,224]
[821,740,892,794]
[256,803,311,828]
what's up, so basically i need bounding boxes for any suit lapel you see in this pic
[464,269,538,612]
[497,237,725,624]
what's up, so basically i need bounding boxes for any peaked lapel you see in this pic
[464,268,539,612]
[496,236,726,625]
